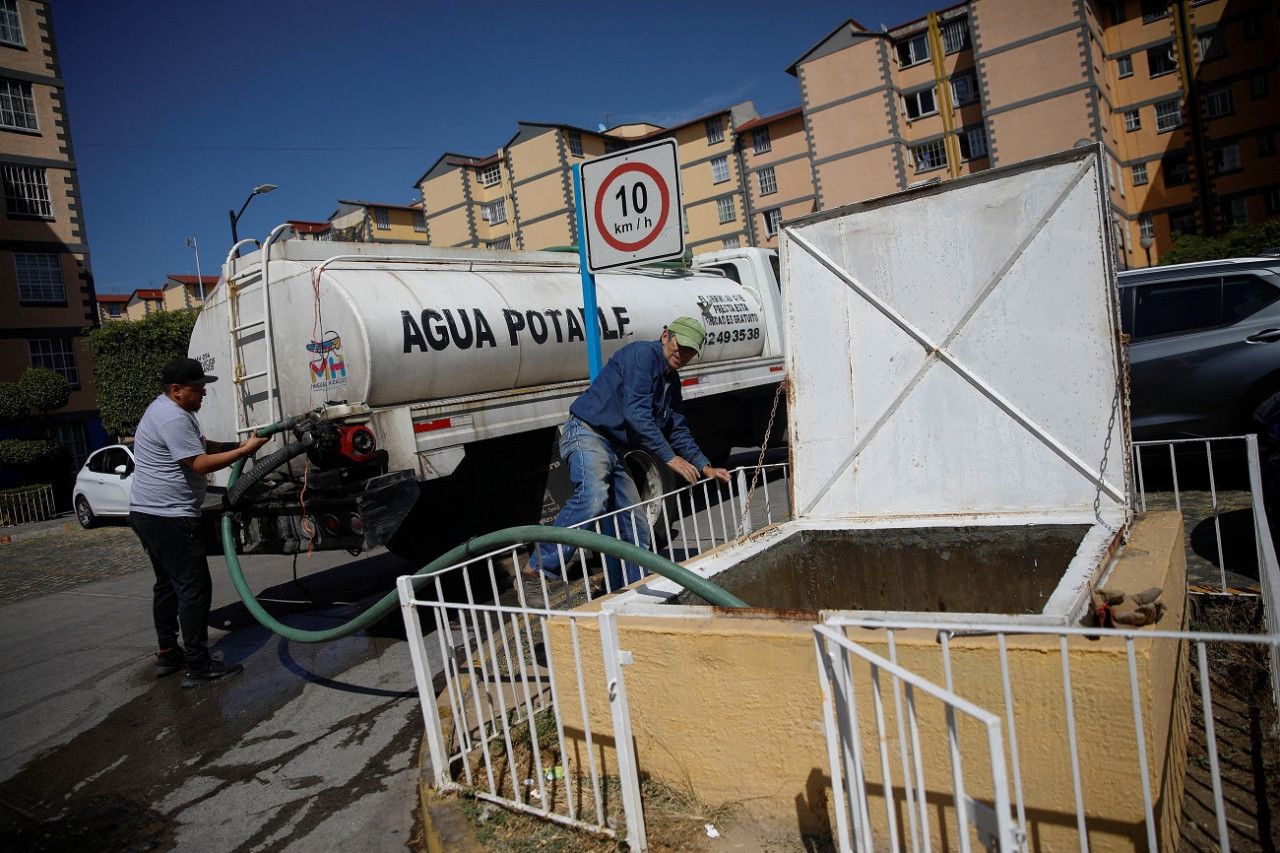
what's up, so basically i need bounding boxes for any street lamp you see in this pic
[1140,234,1154,267]
[228,183,278,244]
[185,236,205,305]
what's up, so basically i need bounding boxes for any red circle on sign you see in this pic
[593,161,671,253]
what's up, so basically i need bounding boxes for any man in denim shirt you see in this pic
[525,317,730,602]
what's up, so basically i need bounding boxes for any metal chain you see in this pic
[1094,331,1133,534]
[738,379,788,535]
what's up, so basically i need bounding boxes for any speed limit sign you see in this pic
[579,139,684,273]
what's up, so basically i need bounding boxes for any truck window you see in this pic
[708,263,741,284]
[770,254,781,292]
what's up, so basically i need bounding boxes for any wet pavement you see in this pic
[0,515,432,852]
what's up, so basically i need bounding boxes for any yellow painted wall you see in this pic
[549,512,1188,852]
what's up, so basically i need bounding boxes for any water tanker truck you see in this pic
[189,232,786,560]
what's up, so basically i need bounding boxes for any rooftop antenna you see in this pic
[600,112,614,130]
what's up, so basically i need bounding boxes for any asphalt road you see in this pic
[0,517,435,853]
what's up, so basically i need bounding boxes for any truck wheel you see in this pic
[625,450,679,549]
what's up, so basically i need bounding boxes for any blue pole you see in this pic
[573,163,603,380]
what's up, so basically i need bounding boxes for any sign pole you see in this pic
[573,162,604,379]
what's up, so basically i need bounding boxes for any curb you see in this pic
[417,731,484,853]
[0,515,77,545]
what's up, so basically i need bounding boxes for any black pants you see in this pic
[130,512,211,667]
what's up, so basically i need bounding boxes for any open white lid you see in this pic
[781,146,1130,528]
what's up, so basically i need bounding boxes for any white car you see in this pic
[72,444,134,528]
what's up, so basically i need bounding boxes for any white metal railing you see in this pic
[816,615,1280,853]
[399,439,1278,849]
[0,484,57,527]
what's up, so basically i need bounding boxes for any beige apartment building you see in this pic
[735,107,817,249]
[327,199,429,244]
[0,0,98,470]
[790,0,1278,267]
[415,103,776,255]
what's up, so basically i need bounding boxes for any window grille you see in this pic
[1154,98,1182,131]
[764,208,782,237]
[752,126,771,154]
[568,130,583,156]
[951,73,978,105]
[0,79,36,131]
[941,19,969,54]
[374,208,390,230]
[480,163,501,186]
[1205,86,1233,118]
[711,156,729,184]
[911,139,948,172]
[1198,29,1226,62]
[487,236,512,250]
[0,0,21,46]
[1117,56,1133,78]
[1124,109,1141,131]
[1132,163,1149,186]
[28,338,79,387]
[1214,143,1241,173]
[705,117,724,144]
[413,212,426,232]
[482,199,506,224]
[757,166,777,195]
[1139,214,1155,239]
[49,423,87,472]
[2,164,51,217]
[1223,197,1248,228]
[716,196,736,224]
[959,127,988,160]
[721,235,740,249]
[15,253,65,303]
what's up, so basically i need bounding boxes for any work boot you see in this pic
[155,646,185,678]
[181,658,244,689]
[519,566,568,609]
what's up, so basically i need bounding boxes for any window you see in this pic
[1224,274,1280,323]
[764,208,782,238]
[50,424,88,472]
[1260,130,1276,157]
[716,196,736,224]
[711,155,729,184]
[1267,189,1280,214]
[1162,151,1191,186]
[487,237,511,250]
[1117,56,1134,78]
[1214,143,1241,173]
[903,87,937,119]
[568,130,583,157]
[897,34,930,67]
[1169,208,1197,235]
[104,301,122,318]
[1154,97,1182,131]
[1148,44,1178,77]
[1109,1,1127,24]
[373,207,390,230]
[480,163,501,187]
[757,166,777,195]
[28,338,79,387]
[1124,109,1141,131]
[0,80,36,131]
[1132,163,1149,186]
[0,0,21,46]
[1197,29,1226,62]
[412,211,426,232]
[752,126,771,154]
[951,73,978,106]
[604,137,627,153]
[705,117,724,144]
[1251,73,1269,100]
[1222,198,1248,228]
[2,164,51,218]
[15,253,64,303]
[1204,86,1233,118]
[911,139,948,172]
[1131,279,1220,339]
[481,199,506,224]
[1141,0,1169,22]
[958,126,988,160]
[1139,214,1155,239]
[941,19,970,54]
[721,235,740,249]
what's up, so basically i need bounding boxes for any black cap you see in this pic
[161,357,218,386]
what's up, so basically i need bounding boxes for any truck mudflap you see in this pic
[218,470,420,556]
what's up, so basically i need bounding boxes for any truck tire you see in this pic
[624,449,680,550]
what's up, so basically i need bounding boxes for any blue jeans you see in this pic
[530,417,650,589]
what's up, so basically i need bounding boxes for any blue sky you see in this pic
[52,1,941,295]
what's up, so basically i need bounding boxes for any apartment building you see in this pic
[735,107,816,249]
[94,292,127,322]
[415,103,766,254]
[162,274,217,311]
[328,199,429,244]
[0,0,99,468]
[790,0,1278,267]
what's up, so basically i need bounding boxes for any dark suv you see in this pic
[1117,256,1280,440]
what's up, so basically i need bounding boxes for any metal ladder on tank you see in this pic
[222,225,291,436]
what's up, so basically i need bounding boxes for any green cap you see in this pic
[667,316,706,353]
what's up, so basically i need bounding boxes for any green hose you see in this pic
[221,425,748,643]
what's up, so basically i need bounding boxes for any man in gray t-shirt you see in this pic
[130,358,267,688]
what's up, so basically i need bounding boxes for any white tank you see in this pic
[190,243,768,432]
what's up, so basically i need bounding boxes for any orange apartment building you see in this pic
[789,0,1278,267]
[0,0,100,471]
[415,103,773,255]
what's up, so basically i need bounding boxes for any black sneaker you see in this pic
[155,647,185,678]
[180,659,244,689]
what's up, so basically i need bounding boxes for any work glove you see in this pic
[1091,587,1164,628]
